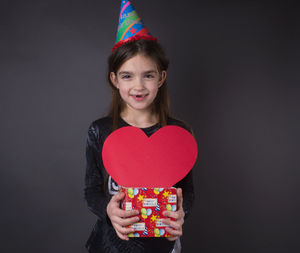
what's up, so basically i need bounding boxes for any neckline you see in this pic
[119,116,159,130]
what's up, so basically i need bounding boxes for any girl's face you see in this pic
[110,54,166,114]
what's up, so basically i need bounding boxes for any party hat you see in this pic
[112,0,157,52]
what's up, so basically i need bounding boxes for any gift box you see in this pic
[119,186,177,237]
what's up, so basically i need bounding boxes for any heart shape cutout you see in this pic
[102,125,198,187]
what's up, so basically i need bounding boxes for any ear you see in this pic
[110,72,119,89]
[158,70,167,88]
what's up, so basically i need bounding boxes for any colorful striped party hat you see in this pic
[112,0,157,52]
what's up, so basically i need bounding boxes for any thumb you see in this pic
[177,188,183,208]
[112,191,125,203]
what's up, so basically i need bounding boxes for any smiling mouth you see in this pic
[131,94,148,98]
[130,94,149,101]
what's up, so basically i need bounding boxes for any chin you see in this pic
[133,106,151,111]
[128,103,152,111]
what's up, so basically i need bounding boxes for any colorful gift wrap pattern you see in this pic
[120,187,177,237]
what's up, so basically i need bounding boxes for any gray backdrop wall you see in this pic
[1,0,299,252]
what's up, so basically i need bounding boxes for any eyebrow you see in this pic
[144,70,157,74]
[118,71,132,75]
[118,70,157,75]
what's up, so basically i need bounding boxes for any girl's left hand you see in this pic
[161,188,185,241]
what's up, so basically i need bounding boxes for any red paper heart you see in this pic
[102,125,198,187]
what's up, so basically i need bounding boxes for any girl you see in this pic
[85,1,194,253]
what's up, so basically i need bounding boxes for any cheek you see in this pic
[118,85,129,94]
[119,89,128,98]
[148,85,159,95]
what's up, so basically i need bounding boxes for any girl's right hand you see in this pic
[106,192,140,241]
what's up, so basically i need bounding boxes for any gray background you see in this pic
[1,0,299,252]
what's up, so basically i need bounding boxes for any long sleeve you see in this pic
[174,170,194,219]
[84,122,110,223]
[173,122,195,219]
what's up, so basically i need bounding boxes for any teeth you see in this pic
[131,94,148,98]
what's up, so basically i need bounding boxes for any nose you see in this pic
[133,77,145,91]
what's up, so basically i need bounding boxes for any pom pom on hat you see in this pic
[112,0,157,52]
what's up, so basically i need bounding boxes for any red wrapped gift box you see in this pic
[119,186,177,237]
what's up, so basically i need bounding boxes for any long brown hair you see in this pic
[107,39,171,131]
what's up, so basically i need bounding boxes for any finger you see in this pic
[115,208,139,218]
[114,223,135,235]
[161,219,182,230]
[166,236,178,241]
[163,210,182,220]
[177,188,183,209]
[115,229,129,241]
[113,215,140,227]
[111,192,125,202]
[166,226,183,237]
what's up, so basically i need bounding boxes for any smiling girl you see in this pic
[84,1,195,253]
